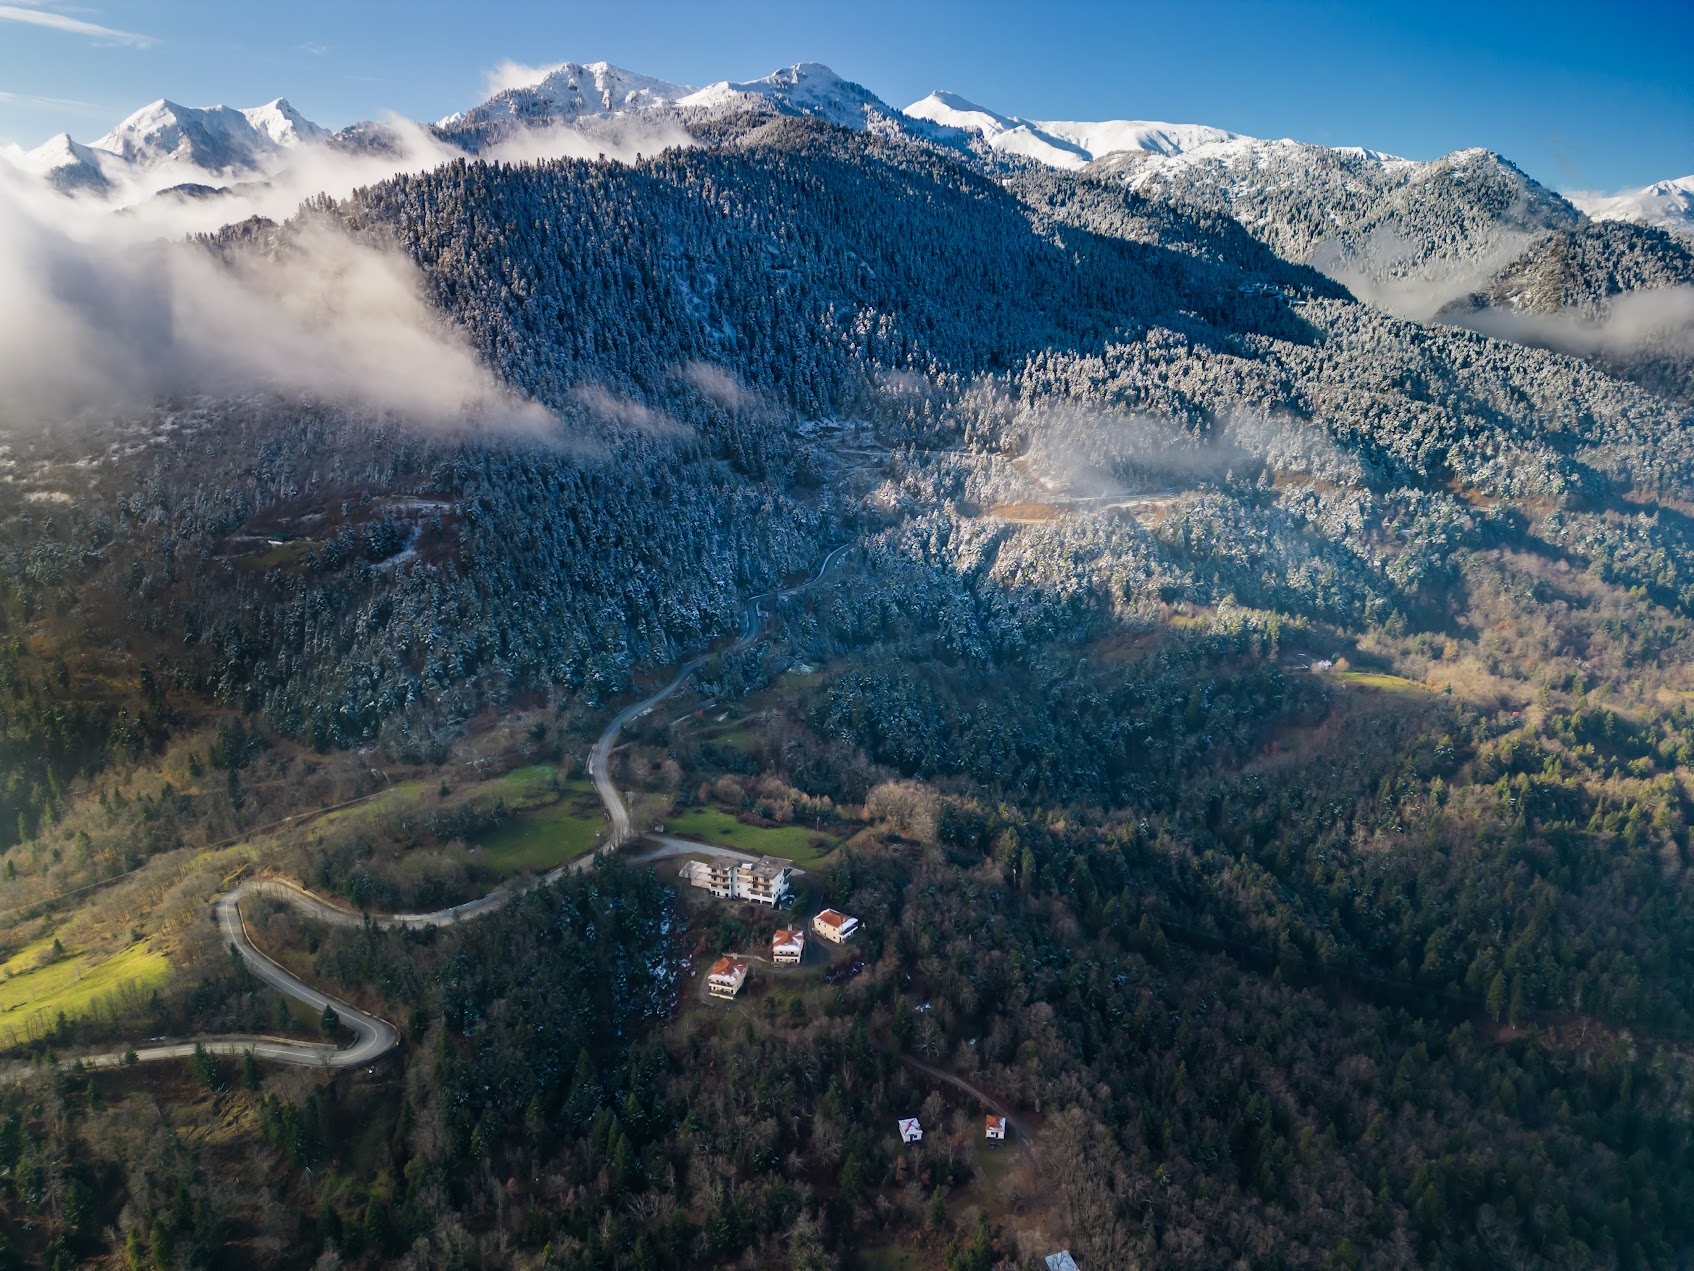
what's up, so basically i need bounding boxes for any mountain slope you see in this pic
[16,131,115,194]
[900,84,1590,323]
[439,60,691,128]
[1092,140,1578,317]
[5,96,334,202]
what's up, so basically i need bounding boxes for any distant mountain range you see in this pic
[6,57,1689,383]
[11,58,1687,238]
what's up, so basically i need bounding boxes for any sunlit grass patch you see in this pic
[0,938,171,1030]
[1333,670,1426,693]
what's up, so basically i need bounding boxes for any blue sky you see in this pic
[1,0,1689,192]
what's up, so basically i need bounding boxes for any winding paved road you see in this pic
[34,545,849,1076]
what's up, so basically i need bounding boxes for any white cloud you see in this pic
[0,137,557,435]
[0,3,154,47]
[0,108,697,436]
[1451,286,1694,361]
[677,361,752,409]
[482,59,566,99]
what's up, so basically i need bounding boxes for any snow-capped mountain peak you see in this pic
[442,61,692,128]
[677,63,893,130]
[904,90,1017,135]
[443,60,900,137]
[239,98,327,148]
[1570,175,1694,238]
[92,97,329,174]
[16,131,114,194]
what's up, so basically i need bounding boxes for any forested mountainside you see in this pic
[1085,138,1694,406]
[1088,142,1580,311]
[3,110,1694,1270]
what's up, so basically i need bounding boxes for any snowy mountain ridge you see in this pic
[92,97,328,171]
[903,88,1249,169]
[1571,176,1694,238]
[438,61,691,128]
[7,54,1685,251]
[12,96,331,198]
[442,59,897,137]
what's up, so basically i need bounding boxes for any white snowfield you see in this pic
[19,545,847,1079]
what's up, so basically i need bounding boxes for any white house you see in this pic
[985,1115,1007,1142]
[679,860,712,887]
[706,956,748,1000]
[1045,1253,1080,1271]
[771,928,805,965]
[898,1117,923,1144]
[813,909,860,943]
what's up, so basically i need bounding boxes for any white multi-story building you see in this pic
[680,856,794,907]
[737,857,793,906]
